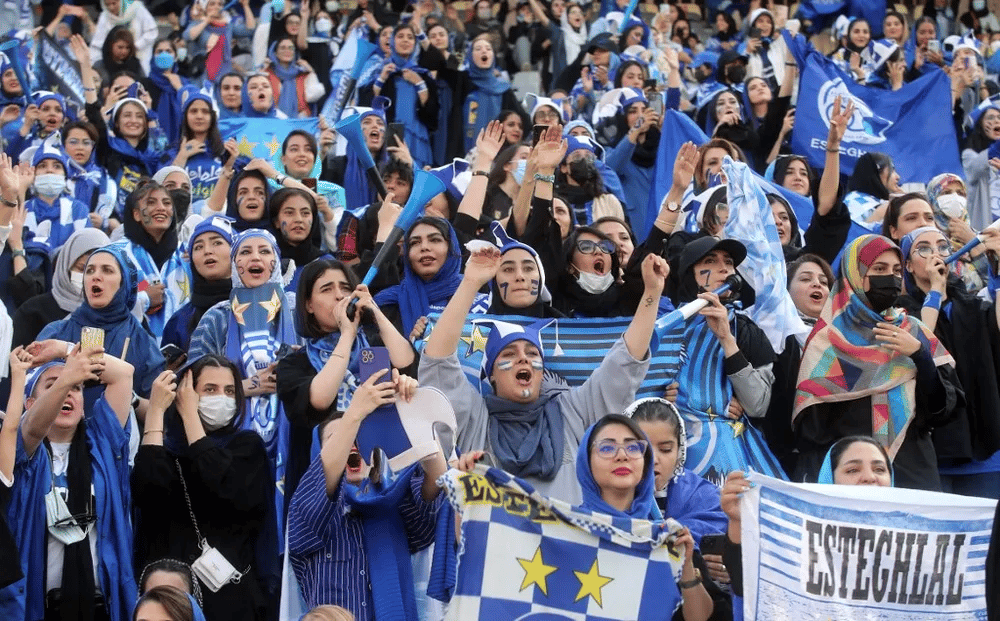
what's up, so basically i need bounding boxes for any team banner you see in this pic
[441,466,685,620]
[36,32,85,106]
[740,474,995,620]
[783,32,961,183]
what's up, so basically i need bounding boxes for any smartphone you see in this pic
[649,95,664,116]
[927,39,940,54]
[532,124,548,146]
[301,177,317,190]
[80,326,105,360]
[359,346,392,384]
[700,533,727,556]
[644,78,658,90]
[388,122,405,147]
[749,26,762,39]
[159,343,185,363]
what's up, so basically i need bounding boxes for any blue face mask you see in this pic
[272,0,285,13]
[512,158,527,185]
[153,51,174,70]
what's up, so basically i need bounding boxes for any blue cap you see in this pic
[480,318,551,378]
[188,215,235,255]
[564,135,605,162]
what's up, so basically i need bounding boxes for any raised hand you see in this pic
[464,246,502,287]
[534,125,567,171]
[826,95,854,147]
[148,370,178,413]
[641,253,669,292]
[671,141,698,190]
[476,120,505,163]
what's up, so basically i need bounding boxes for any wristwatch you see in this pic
[664,200,680,212]
[679,569,702,590]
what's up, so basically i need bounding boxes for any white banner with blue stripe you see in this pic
[740,475,994,620]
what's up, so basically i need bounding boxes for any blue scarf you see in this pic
[148,62,187,141]
[240,77,280,118]
[304,330,368,411]
[267,43,308,117]
[463,63,508,152]
[432,77,453,166]
[484,385,568,481]
[107,133,160,178]
[386,46,433,169]
[816,442,896,486]
[372,219,463,336]
[576,420,656,519]
[342,463,422,621]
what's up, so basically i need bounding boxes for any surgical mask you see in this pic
[45,489,93,546]
[69,271,85,293]
[272,0,285,14]
[568,158,598,183]
[325,0,339,11]
[199,395,238,431]
[725,64,746,83]
[154,51,174,70]
[864,274,902,314]
[512,159,527,184]
[34,173,66,197]
[936,193,967,219]
[576,269,614,294]
[315,17,333,34]
[973,0,986,11]
[176,47,188,62]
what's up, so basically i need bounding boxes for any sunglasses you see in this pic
[575,239,615,255]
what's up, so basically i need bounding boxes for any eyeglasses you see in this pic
[592,439,648,460]
[911,242,952,259]
[66,138,95,148]
[575,239,615,255]
[535,108,560,122]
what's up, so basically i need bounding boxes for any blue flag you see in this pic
[439,467,685,620]
[644,110,713,241]
[783,32,960,184]
[218,117,320,163]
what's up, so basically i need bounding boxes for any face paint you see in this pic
[530,360,543,369]
[521,389,531,398]
[498,281,509,301]
[700,269,711,288]
[530,279,539,296]
[497,360,514,370]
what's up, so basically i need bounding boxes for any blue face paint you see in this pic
[530,278,539,296]
[530,360,543,369]
[699,269,711,288]
[498,281,509,301]
[497,360,514,371]
[706,171,724,188]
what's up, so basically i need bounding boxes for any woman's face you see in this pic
[981,108,1000,140]
[361,115,386,152]
[281,133,316,178]
[571,232,614,277]
[501,114,523,144]
[940,179,967,198]
[878,163,901,195]
[715,13,728,32]
[779,160,809,197]
[395,28,416,57]
[890,199,935,241]
[551,0,565,18]
[495,248,540,308]
[916,21,936,47]
[142,570,190,596]
[236,176,267,221]
[905,229,951,285]
[770,199,792,245]
[408,223,449,280]
[589,422,646,500]
[849,21,870,48]
[39,99,64,131]
[788,261,830,319]
[625,26,644,47]
[275,195,314,244]
[379,27,394,54]
[234,238,276,288]
[285,14,302,36]
[306,268,354,333]
[567,5,583,27]
[533,104,561,126]
[746,78,771,106]
[714,91,740,119]
[673,20,689,43]
[220,76,243,110]
[619,63,645,89]
[111,38,132,62]
[700,147,729,184]
[206,0,223,18]
[595,220,634,268]
[754,14,773,38]
[833,441,892,487]
[1,69,20,94]
[84,253,122,309]
[116,102,147,139]
[511,145,530,164]
[185,99,212,134]
[153,40,173,56]
[35,157,65,179]
[692,250,735,292]
[428,25,449,51]
[624,102,647,130]
[275,39,296,64]
[133,188,174,236]
[191,231,232,281]
[638,419,677,492]
[883,15,904,42]
[247,76,274,112]
[552,198,571,239]
[472,39,495,69]
[162,171,191,193]
[863,250,903,296]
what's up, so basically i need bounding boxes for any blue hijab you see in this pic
[372,218,463,336]
[240,75,281,118]
[817,438,896,486]
[385,38,433,169]
[148,57,188,141]
[267,41,308,118]
[107,99,161,176]
[576,417,656,519]
[463,52,509,152]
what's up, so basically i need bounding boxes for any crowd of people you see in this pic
[0,0,998,619]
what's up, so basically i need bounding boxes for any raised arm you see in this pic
[424,247,501,359]
[21,345,103,457]
[457,121,505,223]
[511,124,565,236]
[98,348,137,426]
[654,142,697,235]
[818,96,852,216]
[0,347,32,481]
[205,139,239,213]
[622,254,669,359]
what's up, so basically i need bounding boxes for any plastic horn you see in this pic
[345,170,447,320]
[0,41,33,105]
[618,0,640,34]
[944,218,1000,264]
[649,274,743,353]
[335,112,389,200]
[329,38,378,124]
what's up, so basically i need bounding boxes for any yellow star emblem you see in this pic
[460,325,488,358]
[231,295,250,326]
[574,559,613,607]
[176,274,190,304]
[706,407,717,422]
[516,547,558,596]
[728,419,746,438]
[235,135,259,158]
[265,135,282,158]
[259,290,283,323]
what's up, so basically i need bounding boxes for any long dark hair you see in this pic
[133,586,194,621]
[295,259,359,339]
[181,97,225,157]
[486,143,524,190]
[881,192,931,242]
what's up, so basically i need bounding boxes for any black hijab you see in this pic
[123,183,179,269]
[845,152,893,200]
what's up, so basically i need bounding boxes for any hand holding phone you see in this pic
[532,124,548,147]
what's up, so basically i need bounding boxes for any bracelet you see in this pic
[416,81,428,92]
[679,569,702,589]
[374,78,385,90]
[472,170,489,178]
[275,173,286,185]
[143,429,163,436]
[655,217,676,227]
[10,248,25,259]
[825,146,840,153]
[533,172,555,183]
[923,290,943,311]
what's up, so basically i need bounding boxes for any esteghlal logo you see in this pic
[818,78,892,145]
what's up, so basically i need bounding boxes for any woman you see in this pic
[372,217,464,339]
[553,226,624,317]
[703,89,759,168]
[764,254,834,474]
[926,172,991,293]
[168,91,226,205]
[497,109,525,148]
[605,87,662,226]
[37,244,166,398]
[428,22,459,166]
[322,99,388,210]
[705,12,741,54]
[866,39,907,91]
[119,179,188,340]
[897,226,1000,498]
[276,259,415,498]
[831,18,872,82]
[557,136,625,226]
[147,38,188,142]
[361,23,440,170]
[793,234,961,490]
[907,16,945,77]
[535,1,586,92]
[482,223,564,318]
[133,356,272,621]
[215,73,244,119]
[665,186,728,262]
[221,166,274,233]
[841,151,901,230]
[162,215,233,354]
[741,8,788,92]
[22,146,90,253]
[577,414,722,621]
[883,10,909,50]
[6,340,135,621]
[484,143,530,221]
[183,0,255,85]
[240,73,288,119]
[62,121,118,231]
[92,0,156,76]
[138,559,202,604]
[91,96,163,216]
[880,192,938,246]
[4,91,68,160]
[961,101,1000,230]
[268,187,325,290]
[12,228,110,348]
[134,586,207,621]
[188,229,297,524]
[264,37,325,118]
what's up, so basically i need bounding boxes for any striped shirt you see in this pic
[287,456,441,619]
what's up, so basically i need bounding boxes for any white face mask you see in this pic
[34,173,67,197]
[199,395,238,431]
[325,0,339,11]
[315,17,333,34]
[936,193,967,219]
[176,47,188,62]
[69,270,85,293]
[973,0,986,11]
[576,269,614,294]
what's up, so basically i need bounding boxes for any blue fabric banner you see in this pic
[218,117,321,164]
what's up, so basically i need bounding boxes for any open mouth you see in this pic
[593,258,607,274]
[809,291,823,302]
[203,258,217,268]
[60,401,74,415]
[91,284,104,297]
[515,369,532,385]
[248,265,265,276]
[346,451,362,473]
[257,93,268,102]
[479,54,489,64]
[418,256,436,267]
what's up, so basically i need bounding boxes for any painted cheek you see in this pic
[530,360,543,369]
[497,360,514,371]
